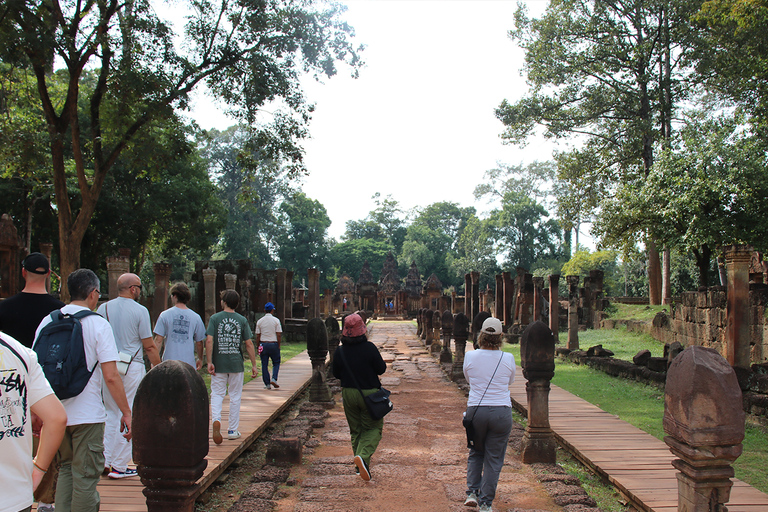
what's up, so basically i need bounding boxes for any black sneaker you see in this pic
[354,455,371,481]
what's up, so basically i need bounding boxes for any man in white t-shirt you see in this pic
[34,268,133,512]
[0,331,66,512]
[154,282,206,369]
[255,302,282,389]
[96,272,160,479]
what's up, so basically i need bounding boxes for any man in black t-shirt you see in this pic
[0,252,64,348]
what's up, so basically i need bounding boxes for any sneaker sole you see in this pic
[270,381,279,388]
[354,455,370,482]
[108,471,138,479]
[464,499,478,507]
[213,420,223,445]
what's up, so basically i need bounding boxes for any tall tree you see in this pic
[497,0,701,303]
[276,192,332,283]
[450,214,500,289]
[0,0,362,296]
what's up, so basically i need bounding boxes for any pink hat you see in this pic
[342,313,367,337]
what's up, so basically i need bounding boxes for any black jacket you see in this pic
[332,335,387,389]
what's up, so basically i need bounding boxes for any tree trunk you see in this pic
[647,238,662,304]
[662,248,671,304]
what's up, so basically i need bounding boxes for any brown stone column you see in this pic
[464,274,472,318]
[285,270,294,320]
[275,269,287,325]
[107,254,130,299]
[202,268,217,324]
[451,313,470,382]
[307,318,333,404]
[520,321,557,463]
[307,268,320,319]
[503,271,513,328]
[39,242,53,293]
[470,271,480,326]
[664,346,744,512]
[224,273,237,292]
[494,275,503,320]
[532,276,544,322]
[725,245,752,369]
[440,310,453,364]
[567,275,579,351]
[152,263,172,324]
[548,275,560,343]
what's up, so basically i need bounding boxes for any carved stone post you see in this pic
[307,318,333,404]
[224,273,237,292]
[520,321,557,463]
[202,268,217,325]
[451,313,470,381]
[532,276,544,322]
[285,270,294,319]
[325,316,341,381]
[470,271,480,328]
[307,268,320,319]
[664,346,744,512]
[549,275,560,343]
[416,308,423,337]
[275,268,287,326]
[503,271,513,328]
[566,275,580,351]
[431,310,442,354]
[425,309,434,346]
[153,263,172,324]
[39,243,53,293]
[440,310,453,364]
[724,245,752,369]
[464,274,472,318]
[495,274,504,320]
[107,254,130,299]
[133,361,209,512]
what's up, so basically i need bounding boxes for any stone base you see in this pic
[265,437,302,466]
[521,432,557,464]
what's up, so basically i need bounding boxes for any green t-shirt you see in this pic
[206,311,253,373]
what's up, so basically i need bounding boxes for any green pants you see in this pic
[55,423,105,512]
[342,387,384,466]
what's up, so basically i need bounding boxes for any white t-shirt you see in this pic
[154,306,206,367]
[97,297,152,363]
[463,349,516,407]
[0,333,55,512]
[35,304,119,425]
[255,313,282,342]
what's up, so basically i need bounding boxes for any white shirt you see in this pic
[97,297,152,363]
[463,349,516,407]
[35,304,119,425]
[255,313,282,342]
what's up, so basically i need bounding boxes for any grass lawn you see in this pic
[503,328,768,497]
[606,303,669,322]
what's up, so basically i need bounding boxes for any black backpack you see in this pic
[34,309,100,399]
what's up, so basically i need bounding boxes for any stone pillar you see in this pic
[725,245,752,369]
[440,310,453,364]
[153,263,172,324]
[566,275,580,351]
[275,269,287,325]
[549,275,560,343]
[520,321,557,463]
[39,242,53,293]
[503,271,513,328]
[425,309,434,346]
[307,268,320,319]
[106,254,130,300]
[451,313,470,381]
[285,270,294,320]
[532,276,544,322]
[495,275,504,321]
[224,273,237,292]
[133,360,209,512]
[431,310,442,354]
[464,274,472,318]
[325,316,341,380]
[202,268,217,325]
[451,290,457,314]
[307,318,333,404]
[470,271,480,327]
[664,346,744,512]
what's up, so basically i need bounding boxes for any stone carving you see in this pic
[440,310,454,364]
[307,318,333,404]
[520,321,556,464]
[451,313,470,381]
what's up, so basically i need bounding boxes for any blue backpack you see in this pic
[34,309,100,399]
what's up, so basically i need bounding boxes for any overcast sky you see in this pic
[190,0,564,242]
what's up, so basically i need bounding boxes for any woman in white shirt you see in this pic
[462,317,516,512]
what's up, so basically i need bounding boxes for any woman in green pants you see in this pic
[332,313,387,481]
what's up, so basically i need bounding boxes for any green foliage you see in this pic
[276,192,332,286]
[451,214,501,289]
[328,238,393,285]
[561,250,621,295]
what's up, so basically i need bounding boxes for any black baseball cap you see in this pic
[22,252,50,274]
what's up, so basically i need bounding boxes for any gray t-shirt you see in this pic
[154,306,206,367]
[97,297,152,363]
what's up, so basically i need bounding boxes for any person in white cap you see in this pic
[462,317,516,512]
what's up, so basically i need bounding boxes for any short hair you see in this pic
[68,269,100,302]
[477,331,503,349]
[170,282,191,304]
[220,289,240,309]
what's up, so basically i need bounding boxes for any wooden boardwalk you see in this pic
[35,351,313,512]
[509,374,768,512]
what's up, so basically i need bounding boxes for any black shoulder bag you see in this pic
[464,352,504,449]
[337,346,393,420]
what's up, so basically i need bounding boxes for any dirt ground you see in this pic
[271,322,563,512]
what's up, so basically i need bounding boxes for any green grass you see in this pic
[503,328,768,494]
[607,303,668,322]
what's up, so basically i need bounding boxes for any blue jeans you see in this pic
[260,342,281,386]
[466,406,513,507]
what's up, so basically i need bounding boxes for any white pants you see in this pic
[103,361,145,472]
[210,372,244,432]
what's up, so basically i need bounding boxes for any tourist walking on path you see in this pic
[153,282,206,369]
[0,252,65,511]
[35,269,133,512]
[205,290,257,444]
[0,331,67,512]
[97,273,160,480]
[332,313,387,482]
[255,302,282,389]
[462,317,516,512]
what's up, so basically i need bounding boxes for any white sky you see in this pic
[190,0,570,242]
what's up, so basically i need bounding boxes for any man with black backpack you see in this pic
[33,269,133,512]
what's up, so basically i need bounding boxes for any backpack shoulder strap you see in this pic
[0,334,29,373]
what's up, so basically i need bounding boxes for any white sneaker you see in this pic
[37,504,55,512]
[479,504,493,512]
[228,430,241,440]
[270,379,279,388]
[464,492,478,507]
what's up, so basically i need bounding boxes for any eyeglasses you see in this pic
[131,284,143,290]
